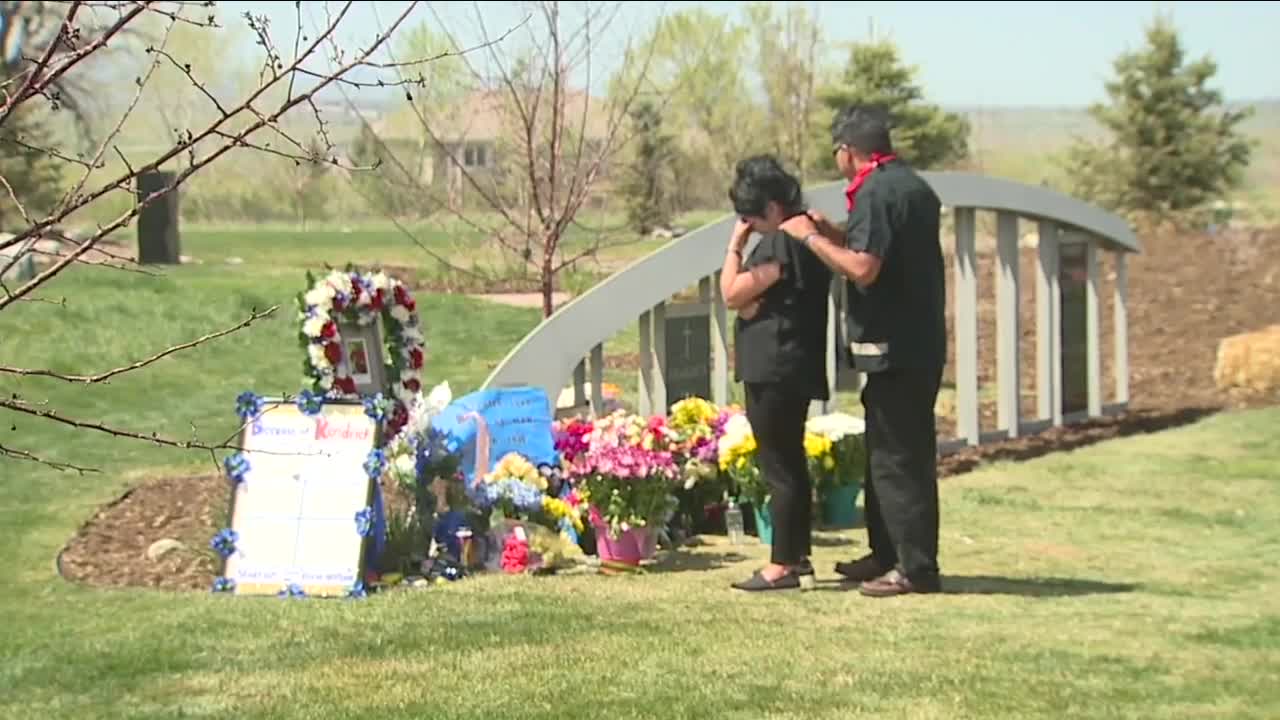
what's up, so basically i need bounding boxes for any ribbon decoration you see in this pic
[461,410,493,489]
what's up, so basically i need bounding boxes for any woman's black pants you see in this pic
[744,381,812,566]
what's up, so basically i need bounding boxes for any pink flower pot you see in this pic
[594,525,651,566]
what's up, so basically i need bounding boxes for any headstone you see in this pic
[430,386,558,484]
[136,170,181,264]
[663,302,712,403]
[222,399,380,597]
[1060,241,1088,415]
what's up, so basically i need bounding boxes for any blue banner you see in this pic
[431,386,558,483]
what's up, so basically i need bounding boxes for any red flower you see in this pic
[409,347,424,369]
[335,375,357,395]
[323,341,342,365]
[404,297,416,312]
[501,534,529,574]
[403,378,421,393]
[321,321,337,339]
[333,295,346,311]
[371,288,385,311]
[394,285,417,312]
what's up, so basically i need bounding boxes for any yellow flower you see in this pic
[804,433,832,459]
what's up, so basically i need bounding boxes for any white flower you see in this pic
[394,383,414,403]
[302,315,327,338]
[304,285,334,308]
[325,269,351,288]
[805,412,865,440]
[426,381,452,413]
[307,344,331,369]
[393,453,416,478]
[319,374,334,390]
[370,271,390,291]
[389,305,410,324]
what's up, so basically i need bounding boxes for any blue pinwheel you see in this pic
[278,582,306,599]
[235,391,263,421]
[223,452,250,485]
[354,507,374,537]
[295,388,324,416]
[209,528,238,558]
[346,579,367,600]
[363,448,387,480]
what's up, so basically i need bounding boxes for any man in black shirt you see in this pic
[779,105,946,597]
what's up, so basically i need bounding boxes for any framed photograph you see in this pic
[337,320,387,397]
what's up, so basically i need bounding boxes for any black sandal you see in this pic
[731,570,802,592]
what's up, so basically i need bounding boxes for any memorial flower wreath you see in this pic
[296,266,425,437]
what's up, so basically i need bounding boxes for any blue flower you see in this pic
[209,528,238,558]
[235,391,263,421]
[363,449,387,480]
[511,480,546,511]
[223,453,250,484]
[278,582,306,599]
[295,388,324,416]
[354,506,374,537]
[211,576,236,593]
[346,579,367,599]
[362,393,388,421]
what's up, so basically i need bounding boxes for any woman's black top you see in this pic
[733,228,832,401]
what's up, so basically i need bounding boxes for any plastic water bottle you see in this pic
[725,499,744,545]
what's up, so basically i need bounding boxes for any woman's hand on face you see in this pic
[730,219,753,252]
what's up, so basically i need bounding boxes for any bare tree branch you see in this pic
[0,305,277,384]
[0,0,506,467]
[0,443,99,474]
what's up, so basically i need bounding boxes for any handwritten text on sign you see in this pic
[224,402,376,597]
[431,387,557,482]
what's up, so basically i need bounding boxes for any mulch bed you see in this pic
[57,227,1280,592]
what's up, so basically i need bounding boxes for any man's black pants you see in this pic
[744,381,812,566]
[861,366,943,582]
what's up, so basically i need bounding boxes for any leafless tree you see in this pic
[0,1,493,473]
[348,1,667,317]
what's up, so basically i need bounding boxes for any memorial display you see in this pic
[209,266,868,599]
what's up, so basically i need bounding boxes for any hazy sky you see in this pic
[214,0,1279,107]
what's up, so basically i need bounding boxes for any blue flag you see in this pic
[431,386,558,483]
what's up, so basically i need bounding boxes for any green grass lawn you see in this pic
[3,240,1280,718]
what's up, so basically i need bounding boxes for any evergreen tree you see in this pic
[622,100,675,235]
[815,39,969,176]
[0,108,64,229]
[1062,17,1253,228]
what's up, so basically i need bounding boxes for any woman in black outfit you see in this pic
[721,155,832,592]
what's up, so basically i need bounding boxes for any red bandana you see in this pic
[844,153,897,212]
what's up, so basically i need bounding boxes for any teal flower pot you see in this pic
[821,482,862,529]
[752,503,773,545]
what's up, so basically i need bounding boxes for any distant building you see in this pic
[370,88,615,209]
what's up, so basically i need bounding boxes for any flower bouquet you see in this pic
[666,397,731,535]
[564,410,680,565]
[716,409,772,543]
[805,412,867,528]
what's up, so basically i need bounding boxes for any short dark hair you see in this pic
[728,154,804,218]
[831,104,894,156]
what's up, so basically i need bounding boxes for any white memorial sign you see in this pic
[223,400,378,597]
